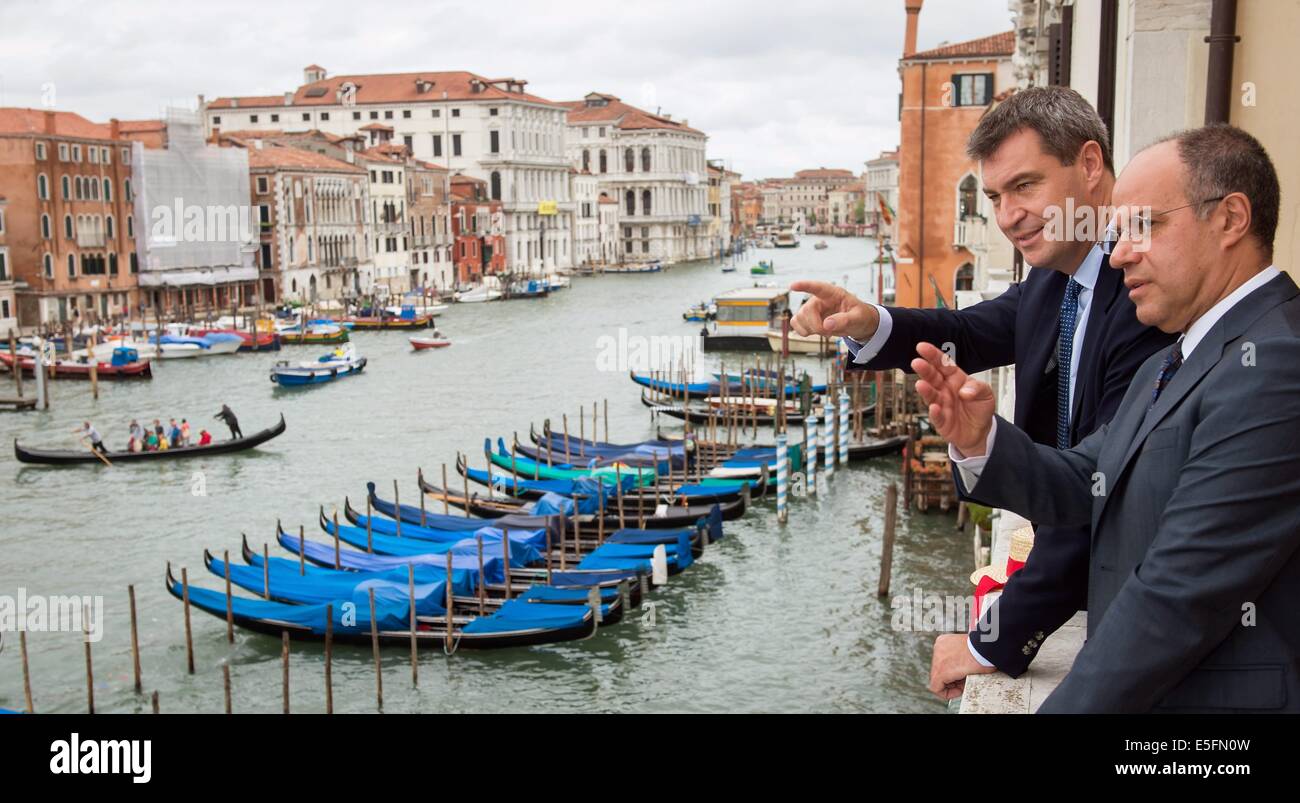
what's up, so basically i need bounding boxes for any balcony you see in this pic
[952,215,987,252]
[77,232,106,248]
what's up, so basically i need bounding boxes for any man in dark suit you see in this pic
[914,124,1300,712]
[791,87,1175,689]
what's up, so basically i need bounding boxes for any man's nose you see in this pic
[995,198,1026,235]
[1108,238,1139,269]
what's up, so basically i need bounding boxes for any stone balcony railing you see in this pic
[952,215,987,252]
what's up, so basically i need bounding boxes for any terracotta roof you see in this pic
[794,168,855,179]
[562,93,703,135]
[598,193,618,205]
[305,64,325,71]
[908,30,1014,61]
[359,122,393,132]
[117,119,165,133]
[209,70,565,111]
[0,107,114,139]
[831,181,865,193]
[412,158,447,171]
[244,143,364,173]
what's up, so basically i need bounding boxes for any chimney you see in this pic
[904,0,923,57]
[110,117,120,140]
[284,92,294,106]
[43,109,56,135]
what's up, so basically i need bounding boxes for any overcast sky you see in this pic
[0,0,1012,179]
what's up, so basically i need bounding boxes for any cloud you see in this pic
[0,0,1012,178]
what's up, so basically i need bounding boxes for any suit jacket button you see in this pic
[1022,646,1032,655]
[1035,631,1045,640]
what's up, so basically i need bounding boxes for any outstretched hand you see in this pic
[911,342,996,456]
[788,280,879,341]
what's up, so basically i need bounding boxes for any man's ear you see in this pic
[1078,141,1107,187]
[1219,192,1253,250]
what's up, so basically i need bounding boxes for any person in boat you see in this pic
[128,420,144,453]
[76,421,107,453]
[168,418,182,447]
[198,430,213,446]
[143,430,160,451]
[215,405,242,439]
[180,418,191,446]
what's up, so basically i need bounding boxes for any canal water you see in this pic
[0,237,971,713]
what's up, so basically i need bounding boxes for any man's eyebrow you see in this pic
[985,171,1043,194]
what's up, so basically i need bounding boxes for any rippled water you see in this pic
[0,238,969,713]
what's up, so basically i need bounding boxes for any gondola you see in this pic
[628,369,827,400]
[13,414,286,465]
[205,548,625,626]
[450,454,756,504]
[642,388,871,428]
[481,440,771,492]
[509,438,684,472]
[166,563,601,650]
[653,426,909,463]
[237,534,641,610]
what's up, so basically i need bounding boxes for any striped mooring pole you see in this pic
[776,432,789,524]
[822,402,835,480]
[838,389,851,466]
[805,416,818,497]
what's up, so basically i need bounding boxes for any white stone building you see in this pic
[560,93,709,264]
[204,66,576,275]
[570,169,601,267]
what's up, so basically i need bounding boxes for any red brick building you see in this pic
[449,175,505,285]
[894,0,1013,308]
[0,109,141,327]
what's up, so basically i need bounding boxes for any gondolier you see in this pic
[215,405,243,439]
[76,422,107,454]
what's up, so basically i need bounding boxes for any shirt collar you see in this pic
[1069,244,1104,292]
[1181,265,1280,358]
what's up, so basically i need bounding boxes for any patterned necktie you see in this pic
[1055,278,1083,449]
[1149,341,1185,409]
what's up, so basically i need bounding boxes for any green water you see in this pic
[0,237,969,713]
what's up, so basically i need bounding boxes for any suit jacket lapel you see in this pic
[1015,269,1065,427]
[1070,253,1117,431]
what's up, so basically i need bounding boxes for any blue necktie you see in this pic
[1149,341,1184,409]
[1056,278,1083,449]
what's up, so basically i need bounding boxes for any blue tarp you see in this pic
[175,579,411,635]
[278,531,510,583]
[461,599,589,635]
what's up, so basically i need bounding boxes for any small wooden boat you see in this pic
[749,260,775,275]
[270,346,366,386]
[410,331,451,350]
[0,349,152,380]
[345,314,433,330]
[14,414,286,465]
[189,328,281,351]
[454,286,502,303]
[278,326,349,345]
[766,329,838,355]
[682,302,716,322]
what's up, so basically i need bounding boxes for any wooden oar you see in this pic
[79,436,112,467]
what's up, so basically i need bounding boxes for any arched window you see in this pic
[642,189,652,216]
[490,171,501,201]
[599,150,607,174]
[625,190,635,216]
[67,253,77,277]
[106,215,114,238]
[64,215,73,239]
[641,147,651,172]
[958,174,979,219]
[43,253,53,277]
[62,175,71,199]
[103,178,112,202]
[74,177,83,200]
[624,148,635,173]
[954,262,974,292]
[37,174,49,199]
[41,214,51,239]
[582,150,590,172]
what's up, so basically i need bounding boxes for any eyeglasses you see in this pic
[1101,196,1226,255]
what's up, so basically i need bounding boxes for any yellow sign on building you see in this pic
[537,200,558,216]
